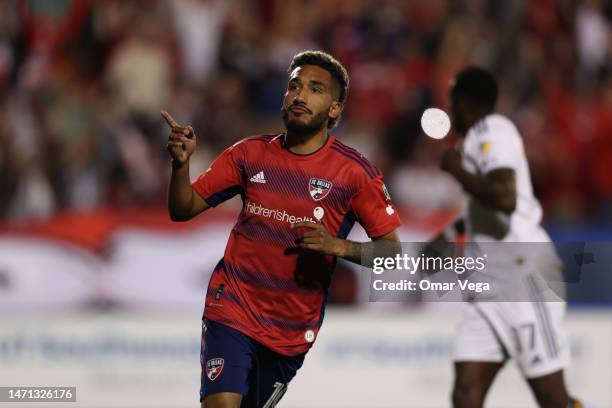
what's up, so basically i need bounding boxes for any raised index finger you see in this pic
[161,110,180,128]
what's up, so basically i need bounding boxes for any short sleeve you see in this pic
[191,143,244,207]
[349,176,401,239]
[473,132,519,174]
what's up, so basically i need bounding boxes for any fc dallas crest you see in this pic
[309,178,332,201]
[206,357,224,381]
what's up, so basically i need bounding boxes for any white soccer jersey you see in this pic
[453,114,570,378]
[462,113,549,242]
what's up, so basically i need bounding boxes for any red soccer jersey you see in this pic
[192,134,401,356]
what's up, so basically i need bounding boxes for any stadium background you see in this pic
[0,1,610,407]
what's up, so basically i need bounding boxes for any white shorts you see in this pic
[452,301,570,379]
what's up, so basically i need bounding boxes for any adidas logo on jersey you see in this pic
[250,171,266,184]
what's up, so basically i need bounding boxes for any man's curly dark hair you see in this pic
[288,50,349,129]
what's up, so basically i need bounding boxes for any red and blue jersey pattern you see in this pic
[192,134,401,356]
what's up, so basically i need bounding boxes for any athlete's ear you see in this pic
[329,101,342,120]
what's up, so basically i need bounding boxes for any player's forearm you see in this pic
[336,238,402,266]
[168,160,197,221]
[294,223,401,266]
[451,167,515,213]
[335,239,362,264]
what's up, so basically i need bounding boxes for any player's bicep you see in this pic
[485,168,516,213]
[373,229,400,243]
[190,189,211,216]
[369,228,401,263]
[485,168,516,194]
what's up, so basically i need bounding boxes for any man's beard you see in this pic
[282,108,328,137]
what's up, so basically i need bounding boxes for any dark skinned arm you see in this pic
[441,146,517,214]
[163,110,211,221]
[167,160,210,221]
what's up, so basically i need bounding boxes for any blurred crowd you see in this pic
[0,0,610,226]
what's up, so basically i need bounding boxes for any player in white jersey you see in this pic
[439,67,581,408]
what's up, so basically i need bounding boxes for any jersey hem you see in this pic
[203,314,312,357]
[367,221,401,239]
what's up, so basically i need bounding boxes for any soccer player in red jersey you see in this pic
[164,50,401,408]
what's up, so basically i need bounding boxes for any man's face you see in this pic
[282,65,341,134]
